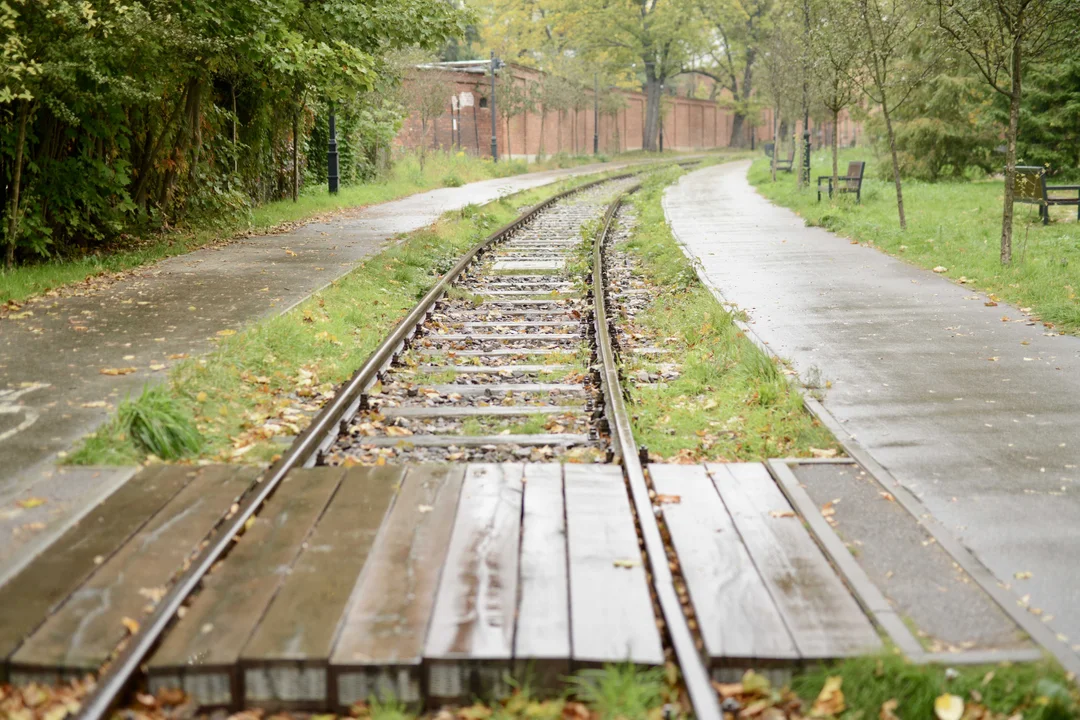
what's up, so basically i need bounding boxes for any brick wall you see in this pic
[395,65,861,158]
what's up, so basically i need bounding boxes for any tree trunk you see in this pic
[5,101,30,269]
[1000,43,1023,265]
[643,75,662,152]
[231,82,238,175]
[831,108,840,200]
[538,110,545,158]
[557,111,562,153]
[523,112,528,162]
[730,112,746,148]
[292,108,299,202]
[771,105,779,183]
[420,118,427,170]
[881,101,907,230]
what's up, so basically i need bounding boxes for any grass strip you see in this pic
[618,166,838,462]
[748,150,1080,335]
[67,167,661,466]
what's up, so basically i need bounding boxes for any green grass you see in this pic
[68,386,201,463]
[792,655,1078,720]
[568,664,672,720]
[622,167,839,462]
[749,149,1080,334]
[0,149,654,306]
[67,170,644,465]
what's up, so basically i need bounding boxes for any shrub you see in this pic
[118,386,203,460]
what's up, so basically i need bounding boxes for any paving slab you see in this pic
[664,160,1080,659]
[0,157,661,571]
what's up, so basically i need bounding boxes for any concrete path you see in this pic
[0,157,654,578]
[664,161,1080,660]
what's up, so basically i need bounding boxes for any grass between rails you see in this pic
[748,150,1080,335]
[67,167,664,466]
[0,149,671,306]
[619,167,838,462]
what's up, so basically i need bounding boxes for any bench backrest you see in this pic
[764,142,775,158]
[1014,166,1047,204]
[844,161,865,190]
[785,145,795,162]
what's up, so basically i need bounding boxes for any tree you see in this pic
[697,0,774,147]
[403,68,455,168]
[758,8,803,181]
[496,71,530,159]
[811,0,859,196]
[848,0,939,229]
[936,0,1080,264]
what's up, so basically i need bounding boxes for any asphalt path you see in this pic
[665,160,1080,658]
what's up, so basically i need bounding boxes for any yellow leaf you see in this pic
[121,616,140,634]
[613,558,641,568]
[879,698,899,720]
[100,367,137,376]
[934,694,964,720]
[811,676,845,717]
[17,497,46,509]
[196,391,208,402]
[216,329,236,336]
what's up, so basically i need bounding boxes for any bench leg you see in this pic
[1042,205,1050,225]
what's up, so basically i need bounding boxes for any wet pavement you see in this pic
[664,161,1080,657]
[0,158,656,577]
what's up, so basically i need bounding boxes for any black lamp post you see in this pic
[593,73,599,155]
[327,100,339,194]
[490,51,501,162]
[658,82,664,153]
[801,0,812,186]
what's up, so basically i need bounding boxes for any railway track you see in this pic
[53,168,722,719]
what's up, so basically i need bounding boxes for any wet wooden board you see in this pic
[146,467,345,707]
[329,465,466,707]
[425,464,524,703]
[563,464,663,667]
[239,465,403,708]
[416,365,572,374]
[354,434,589,448]
[9,466,257,683]
[514,464,571,688]
[648,464,798,674]
[0,465,193,675]
[430,334,579,342]
[420,383,584,395]
[708,463,881,660]
[381,406,580,419]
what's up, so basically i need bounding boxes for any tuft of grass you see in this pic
[442,173,465,188]
[567,664,669,720]
[622,168,838,461]
[748,150,1080,334]
[69,385,201,463]
[792,655,1078,720]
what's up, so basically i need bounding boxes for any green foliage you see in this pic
[0,0,471,265]
[567,664,668,720]
[1012,56,1080,178]
[117,385,203,460]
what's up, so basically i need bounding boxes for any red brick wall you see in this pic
[395,67,861,157]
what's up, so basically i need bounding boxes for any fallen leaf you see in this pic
[1015,571,1032,580]
[933,266,948,273]
[769,510,796,518]
[216,329,236,336]
[985,301,998,307]
[149,364,166,371]
[810,447,838,458]
[100,367,137,376]
[655,494,681,504]
[879,491,895,502]
[418,505,434,513]
[811,676,845,717]
[121,616,140,634]
[934,694,963,720]
[17,497,46,509]
[879,698,899,720]
[81,401,108,408]
[613,558,641,568]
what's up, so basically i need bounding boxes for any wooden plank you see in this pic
[239,465,403,708]
[9,466,257,684]
[146,467,345,707]
[425,464,524,704]
[0,465,193,673]
[514,464,570,689]
[707,463,881,660]
[354,434,589,448]
[329,465,466,707]
[648,464,797,675]
[563,464,663,668]
[381,406,579,419]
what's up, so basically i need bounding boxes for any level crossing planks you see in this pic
[9,466,258,683]
[648,464,798,679]
[239,465,403,708]
[424,464,524,703]
[707,463,881,660]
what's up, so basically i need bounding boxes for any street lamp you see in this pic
[327,100,339,194]
[593,73,599,155]
[490,52,504,162]
[658,82,664,153]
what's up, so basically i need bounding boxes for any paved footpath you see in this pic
[0,158,654,579]
[665,161,1080,660]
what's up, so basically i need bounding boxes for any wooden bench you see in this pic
[774,145,795,173]
[817,161,866,203]
[1014,166,1080,224]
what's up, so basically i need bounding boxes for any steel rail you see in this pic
[73,171,633,720]
[592,191,723,720]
